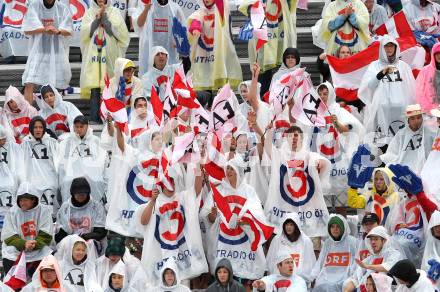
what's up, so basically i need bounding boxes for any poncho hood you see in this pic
[37,84,63,110]
[327,214,350,242]
[108,260,129,290]
[371,167,396,197]
[149,46,169,71]
[379,35,401,66]
[3,85,35,116]
[16,182,41,209]
[159,260,181,289]
[33,255,66,292]
[224,155,247,189]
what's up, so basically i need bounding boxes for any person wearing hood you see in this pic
[266,213,316,281]
[188,0,242,92]
[206,259,245,292]
[80,0,129,123]
[135,153,208,287]
[416,43,440,113]
[57,234,102,292]
[365,273,393,292]
[55,177,107,243]
[421,210,440,288]
[104,260,137,292]
[21,254,65,292]
[343,226,404,292]
[310,214,357,292]
[308,82,364,201]
[141,46,181,101]
[21,0,73,104]
[1,182,53,276]
[57,115,107,205]
[96,236,142,289]
[347,165,399,226]
[149,260,191,292]
[359,36,416,149]
[389,259,437,292]
[319,0,370,55]
[263,124,331,241]
[109,58,144,114]
[363,0,387,35]
[2,85,38,143]
[253,251,307,291]
[204,156,271,287]
[21,116,60,212]
[0,124,24,231]
[131,0,188,76]
[381,104,435,174]
[37,84,82,138]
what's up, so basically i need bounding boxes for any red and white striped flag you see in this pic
[327,37,425,102]
[290,75,328,127]
[4,252,27,290]
[250,0,268,51]
[100,76,129,132]
[171,131,200,163]
[150,86,163,127]
[173,65,200,109]
[204,132,226,181]
[211,183,274,251]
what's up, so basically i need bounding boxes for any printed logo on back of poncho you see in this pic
[126,158,159,204]
[154,201,186,250]
[279,160,315,207]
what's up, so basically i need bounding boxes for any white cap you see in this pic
[275,251,292,265]
[405,104,422,117]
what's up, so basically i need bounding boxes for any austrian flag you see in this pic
[250,0,268,51]
[100,76,128,133]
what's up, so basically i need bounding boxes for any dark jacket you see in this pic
[206,259,246,292]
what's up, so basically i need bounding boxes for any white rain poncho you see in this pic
[134,186,208,285]
[56,190,106,237]
[103,260,137,292]
[386,191,431,268]
[421,129,440,199]
[21,254,65,292]
[0,127,23,230]
[149,259,191,292]
[141,46,180,100]
[79,0,129,98]
[21,128,59,209]
[265,141,331,238]
[57,235,101,292]
[1,183,53,262]
[266,213,316,281]
[203,157,270,280]
[132,0,186,75]
[21,0,72,88]
[319,0,370,55]
[347,226,404,288]
[105,129,162,237]
[253,268,307,292]
[36,85,82,137]
[57,127,107,204]
[381,123,436,174]
[358,35,416,146]
[2,86,38,143]
[109,58,144,107]
[403,0,440,35]
[305,82,364,197]
[422,210,440,288]
[310,214,357,292]
[96,248,142,290]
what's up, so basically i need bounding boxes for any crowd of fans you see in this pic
[1,0,440,290]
